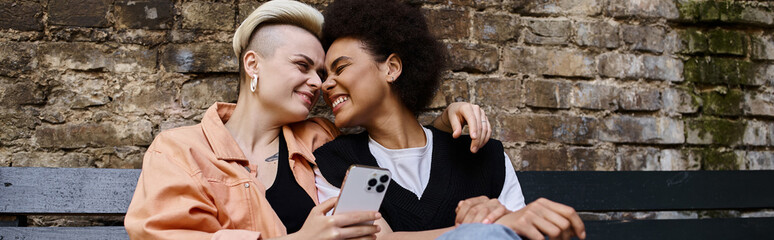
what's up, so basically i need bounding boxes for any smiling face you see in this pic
[321,37,393,128]
[246,25,326,123]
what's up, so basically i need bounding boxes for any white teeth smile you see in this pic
[299,94,310,102]
[332,96,349,108]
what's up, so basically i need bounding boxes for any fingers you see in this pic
[448,111,463,139]
[531,214,562,239]
[565,209,585,239]
[479,108,491,147]
[461,205,480,224]
[457,197,507,224]
[333,211,381,227]
[469,106,489,153]
[482,201,508,224]
[536,206,571,239]
[465,105,480,141]
[537,198,586,239]
[313,197,338,215]
[444,102,491,153]
[347,235,377,240]
[336,224,380,239]
[469,205,490,224]
[471,104,482,139]
[455,196,488,224]
[510,222,544,240]
[560,228,573,240]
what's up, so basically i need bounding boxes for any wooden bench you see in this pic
[1,167,137,239]
[2,167,773,239]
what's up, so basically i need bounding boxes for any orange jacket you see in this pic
[125,103,340,240]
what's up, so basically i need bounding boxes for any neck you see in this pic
[363,100,426,150]
[224,91,283,157]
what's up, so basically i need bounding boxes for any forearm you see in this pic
[378,227,454,240]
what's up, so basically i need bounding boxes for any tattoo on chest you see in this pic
[264,152,279,162]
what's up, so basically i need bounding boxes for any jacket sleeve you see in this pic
[124,149,262,240]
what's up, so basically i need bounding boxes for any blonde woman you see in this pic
[124,1,490,239]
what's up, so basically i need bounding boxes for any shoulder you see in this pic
[144,125,210,174]
[314,132,365,157]
[149,125,207,153]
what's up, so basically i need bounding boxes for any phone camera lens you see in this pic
[368,178,377,186]
[376,184,385,193]
[380,175,389,183]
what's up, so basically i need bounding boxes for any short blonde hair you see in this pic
[232,0,323,59]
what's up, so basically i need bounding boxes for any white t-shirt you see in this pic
[315,127,526,212]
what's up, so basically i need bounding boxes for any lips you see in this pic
[329,94,350,113]
[332,96,349,108]
[296,91,314,105]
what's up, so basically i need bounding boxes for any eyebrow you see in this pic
[330,56,352,71]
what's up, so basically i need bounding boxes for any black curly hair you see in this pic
[322,0,446,114]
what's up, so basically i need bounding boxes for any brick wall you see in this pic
[1,0,773,173]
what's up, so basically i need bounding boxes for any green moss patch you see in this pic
[686,117,746,145]
[698,148,741,170]
[701,88,744,116]
[684,57,755,86]
[678,1,773,25]
[707,29,748,56]
[679,28,708,54]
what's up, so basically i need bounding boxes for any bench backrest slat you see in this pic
[4,167,774,214]
[0,167,141,214]
[518,170,774,211]
[0,226,128,240]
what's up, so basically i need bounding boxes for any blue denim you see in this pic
[436,223,522,240]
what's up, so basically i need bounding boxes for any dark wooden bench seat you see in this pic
[2,167,773,239]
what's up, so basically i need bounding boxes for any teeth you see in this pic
[332,96,349,108]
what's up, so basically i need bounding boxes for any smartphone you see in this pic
[332,164,391,223]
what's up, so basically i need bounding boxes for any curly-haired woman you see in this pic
[313,0,586,239]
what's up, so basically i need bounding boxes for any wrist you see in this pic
[435,110,452,129]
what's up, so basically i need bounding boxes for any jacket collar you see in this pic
[201,102,315,165]
[282,124,316,164]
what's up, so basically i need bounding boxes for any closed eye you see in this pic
[335,63,351,75]
[296,61,310,71]
[329,56,353,76]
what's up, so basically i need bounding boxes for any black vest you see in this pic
[315,126,506,231]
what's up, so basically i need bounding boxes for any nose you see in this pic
[308,72,322,90]
[321,76,336,93]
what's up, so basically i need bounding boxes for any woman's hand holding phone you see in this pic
[283,197,382,240]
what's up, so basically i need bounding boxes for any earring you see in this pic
[250,74,257,92]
